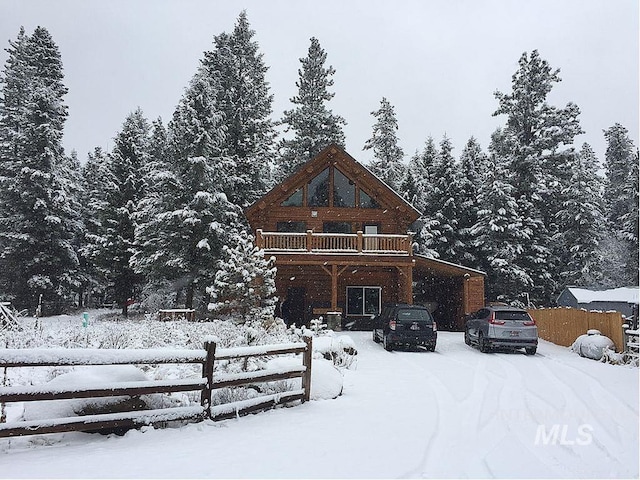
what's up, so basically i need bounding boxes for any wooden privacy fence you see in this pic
[527,308,625,351]
[0,337,312,438]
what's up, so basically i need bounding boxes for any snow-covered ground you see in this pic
[1,331,638,478]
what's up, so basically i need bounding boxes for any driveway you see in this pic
[1,331,638,478]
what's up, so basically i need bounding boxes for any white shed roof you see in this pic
[567,287,639,304]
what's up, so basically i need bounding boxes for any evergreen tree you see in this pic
[603,124,636,224]
[471,131,533,303]
[619,150,639,284]
[493,50,583,304]
[406,137,439,257]
[0,26,79,313]
[80,147,113,304]
[97,108,151,316]
[603,124,638,285]
[422,135,464,261]
[202,11,275,206]
[276,37,346,181]
[457,137,488,267]
[364,97,405,191]
[207,230,278,322]
[553,143,605,287]
[132,68,242,310]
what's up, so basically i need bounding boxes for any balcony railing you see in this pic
[255,229,412,255]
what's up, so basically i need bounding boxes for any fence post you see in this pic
[302,335,312,402]
[202,340,216,419]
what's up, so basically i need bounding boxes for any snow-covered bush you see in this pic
[312,333,358,370]
[1,313,306,415]
[138,281,177,314]
[207,230,278,323]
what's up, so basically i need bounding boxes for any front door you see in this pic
[286,287,306,326]
[364,224,379,250]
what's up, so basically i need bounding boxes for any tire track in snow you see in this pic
[388,346,503,478]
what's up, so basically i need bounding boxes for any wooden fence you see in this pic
[0,337,312,438]
[527,308,625,351]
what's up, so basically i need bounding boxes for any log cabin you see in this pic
[245,144,485,330]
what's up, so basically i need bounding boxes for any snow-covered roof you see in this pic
[566,287,640,305]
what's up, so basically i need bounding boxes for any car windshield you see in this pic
[397,309,432,322]
[495,311,531,321]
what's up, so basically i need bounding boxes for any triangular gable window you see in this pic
[280,166,382,209]
[281,188,303,207]
[308,167,330,207]
[333,168,355,207]
[359,189,380,209]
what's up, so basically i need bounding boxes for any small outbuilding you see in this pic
[556,286,639,318]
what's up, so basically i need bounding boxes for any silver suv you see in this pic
[464,305,538,354]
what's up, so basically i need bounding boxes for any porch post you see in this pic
[331,264,338,311]
[256,229,263,249]
[397,265,413,305]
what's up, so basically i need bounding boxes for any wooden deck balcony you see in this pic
[255,229,412,255]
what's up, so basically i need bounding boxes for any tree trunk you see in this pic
[185,283,194,309]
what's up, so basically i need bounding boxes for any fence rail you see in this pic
[527,307,625,352]
[0,337,312,438]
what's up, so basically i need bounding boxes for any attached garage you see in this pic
[412,255,485,331]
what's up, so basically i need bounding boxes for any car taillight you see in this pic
[432,322,437,332]
[389,320,397,330]
[489,312,505,325]
[523,316,536,326]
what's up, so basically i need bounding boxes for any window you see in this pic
[346,286,381,316]
[333,168,355,207]
[276,221,306,233]
[359,189,380,209]
[281,189,303,207]
[307,167,330,207]
[323,222,352,234]
[282,167,381,209]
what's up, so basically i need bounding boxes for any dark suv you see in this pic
[372,304,437,351]
[464,305,538,354]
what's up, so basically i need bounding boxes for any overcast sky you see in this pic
[1,0,638,165]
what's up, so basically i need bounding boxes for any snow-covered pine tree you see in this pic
[0,26,80,313]
[619,150,639,284]
[421,135,464,261]
[471,131,533,303]
[363,97,406,191]
[202,11,276,207]
[405,137,439,257]
[457,137,488,267]
[80,147,113,305]
[604,124,636,224]
[132,67,243,311]
[603,124,639,284]
[97,108,151,316]
[57,149,86,305]
[493,50,583,304]
[207,230,277,323]
[275,37,346,181]
[553,143,605,287]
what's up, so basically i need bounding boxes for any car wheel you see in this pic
[464,330,471,346]
[383,334,393,352]
[525,346,537,355]
[372,329,381,343]
[479,332,490,353]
